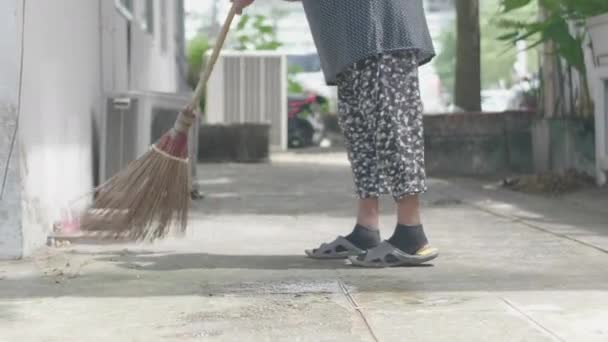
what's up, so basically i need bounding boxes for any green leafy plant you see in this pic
[434,29,457,98]
[186,34,211,109]
[497,0,608,73]
[496,0,608,116]
[187,14,283,110]
[288,65,305,94]
[234,14,282,51]
[434,0,538,100]
[186,35,210,87]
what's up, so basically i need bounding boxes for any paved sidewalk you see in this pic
[1,151,608,341]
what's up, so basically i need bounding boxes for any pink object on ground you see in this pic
[58,209,81,235]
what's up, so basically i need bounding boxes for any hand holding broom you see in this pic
[82,4,240,241]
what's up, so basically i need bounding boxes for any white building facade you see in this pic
[0,0,186,259]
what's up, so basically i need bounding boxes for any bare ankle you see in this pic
[396,195,422,226]
[357,197,380,230]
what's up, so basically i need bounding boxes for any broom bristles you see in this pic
[81,128,192,241]
[78,0,238,242]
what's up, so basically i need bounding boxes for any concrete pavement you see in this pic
[1,150,607,341]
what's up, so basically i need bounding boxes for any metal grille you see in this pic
[102,93,195,184]
[150,107,177,142]
[207,52,287,149]
[244,57,261,122]
[104,97,138,181]
[224,56,241,124]
[264,56,283,147]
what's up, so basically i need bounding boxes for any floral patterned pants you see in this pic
[336,51,427,200]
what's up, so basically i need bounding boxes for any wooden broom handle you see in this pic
[190,4,238,109]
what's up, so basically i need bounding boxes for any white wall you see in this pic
[129,0,180,92]
[1,0,183,259]
[104,0,180,93]
[0,0,24,259]
[18,0,102,255]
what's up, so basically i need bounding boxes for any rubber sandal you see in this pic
[348,241,438,268]
[305,236,365,259]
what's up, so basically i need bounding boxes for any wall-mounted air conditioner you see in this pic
[204,51,288,150]
[99,91,198,184]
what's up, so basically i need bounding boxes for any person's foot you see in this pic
[345,224,381,250]
[305,224,381,259]
[348,224,438,267]
[387,224,429,255]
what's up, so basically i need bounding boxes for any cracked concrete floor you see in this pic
[1,151,608,341]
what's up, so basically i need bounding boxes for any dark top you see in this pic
[302,0,436,85]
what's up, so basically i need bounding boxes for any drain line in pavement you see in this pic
[468,202,608,255]
[502,298,566,342]
[435,188,608,255]
[338,280,380,342]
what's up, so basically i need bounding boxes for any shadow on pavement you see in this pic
[2,247,608,300]
[2,263,607,300]
[96,252,353,270]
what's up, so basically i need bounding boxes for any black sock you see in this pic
[388,224,428,254]
[345,224,381,250]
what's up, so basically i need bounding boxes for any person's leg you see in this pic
[336,55,389,250]
[380,51,434,256]
[396,195,421,226]
[388,195,429,255]
[349,51,437,266]
[340,197,380,250]
[357,198,380,229]
[305,56,386,258]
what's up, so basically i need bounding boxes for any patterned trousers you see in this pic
[336,51,427,200]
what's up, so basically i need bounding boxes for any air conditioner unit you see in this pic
[99,91,198,184]
[205,51,288,150]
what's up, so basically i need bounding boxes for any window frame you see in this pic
[140,0,155,35]
[160,0,168,52]
[115,0,134,21]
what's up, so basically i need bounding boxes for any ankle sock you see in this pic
[388,224,428,254]
[345,224,381,250]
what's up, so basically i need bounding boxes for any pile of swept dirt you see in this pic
[501,169,595,195]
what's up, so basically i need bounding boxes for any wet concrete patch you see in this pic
[159,294,363,342]
[226,279,342,295]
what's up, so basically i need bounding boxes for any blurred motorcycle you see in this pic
[287,93,327,148]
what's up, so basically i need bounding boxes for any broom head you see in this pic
[80,108,196,241]
[78,2,239,241]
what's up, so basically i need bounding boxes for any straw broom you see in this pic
[81,5,239,241]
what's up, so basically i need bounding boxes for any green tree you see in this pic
[435,29,457,97]
[495,0,605,75]
[435,0,538,101]
[288,65,305,94]
[454,0,482,111]
[497,0,608,116]
[186,13,284,109]
[483,0,540,87]
[234,14,282,51]
[186,34,210,89]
